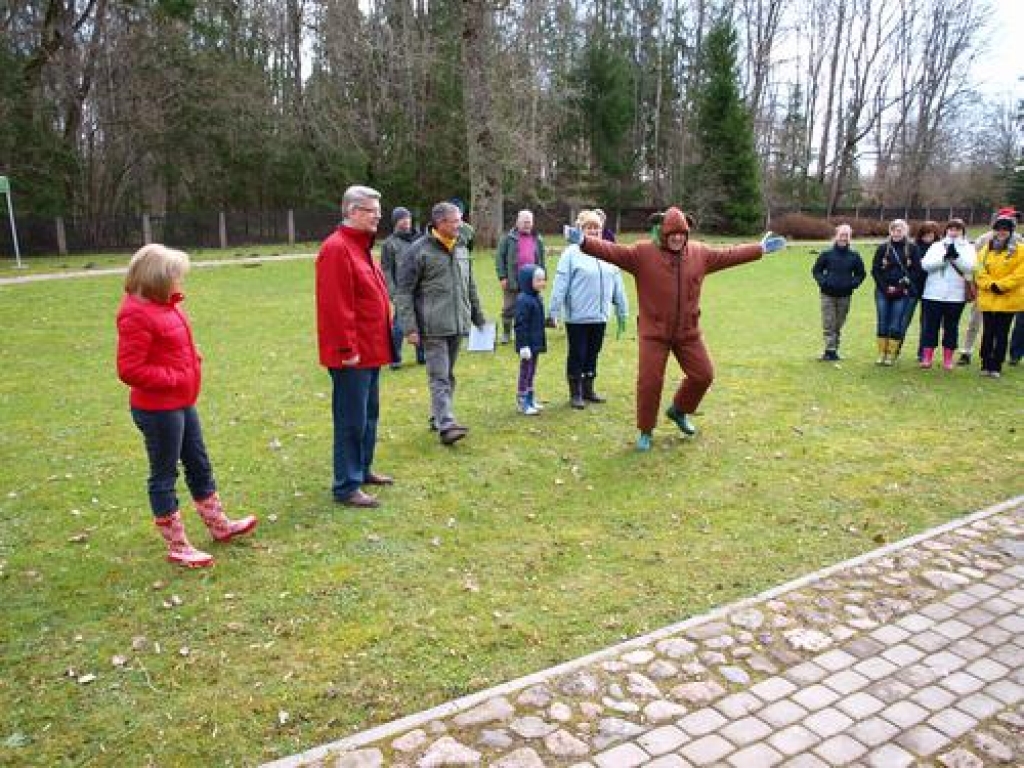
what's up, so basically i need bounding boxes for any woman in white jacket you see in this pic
[920,218,977,369]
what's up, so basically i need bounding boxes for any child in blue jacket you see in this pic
[514,264,547,414]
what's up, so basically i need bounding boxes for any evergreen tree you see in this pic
[687,18,762,234]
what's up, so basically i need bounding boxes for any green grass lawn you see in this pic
[0,240,1020,766]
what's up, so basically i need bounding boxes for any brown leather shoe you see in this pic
[363,471,394,486]
[338,490,380,508]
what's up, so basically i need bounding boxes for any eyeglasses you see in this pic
[356,206,381,216]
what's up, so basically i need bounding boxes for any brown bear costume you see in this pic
[580,207,765,436]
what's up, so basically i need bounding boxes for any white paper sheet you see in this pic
[466,322,496,352]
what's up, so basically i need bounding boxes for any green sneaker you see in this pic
[665,405,697,436]
[636,432,653,452]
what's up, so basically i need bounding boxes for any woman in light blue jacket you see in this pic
[548,209,629,409]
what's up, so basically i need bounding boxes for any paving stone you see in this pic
[655,638,697,659]
[792,683,840,711]
[669,680,726,706]
[679,734,734,764]
[847,715,899,747]
[985,679,1024,705]
[783,755,829,768]
[942,671,986,695]
[543,729,590,758]
[477,729,514,750]
[864,744,915,767]
[909,630,952,653]
[896,724,951,756]
[718,716,771,747]
[920,602,958,621]
[980,596,1017,616]
[989,643,1024,669]
[880,700,930,729]
[748,677,797,703]
[948,637,992,661]
[785,661,828,685]
[896,613,934,633]
[676,707,727,737]
[928,707,978,739]
[714,691,762,719]
[926,650,969,675]
[964,657,1009,682]
[491,747,546,768]
[813,648,857,672]
[870,624,911,645]
[593,742,648,768]
[996,614,1024,633]
[637,725,688,756]
[912,684,958,711]
[944,591,981,610]
[964,583,1001,600]
[896,662,941,687]
[933,619,974,640]
[333,750,384,768]
[867,679,913,705]
[955,692,1002,720]
[416,736,481,767]
[803,707,854,739]
[936,747,984,768]
[813,733,868,764]
[835,691,885,719]
[881,643,925,667]
[726,742,784,768]
[644,756,690,768]
[852,656,898,681]
[453,697,514,727]
[393,730,429,753]
[509,716,557,739]
[842,636,886,659]
[822,668,870,695]
[644,699,687,723]
[767,724,820,756]
[758,699,808,728]
[718,666,750,686]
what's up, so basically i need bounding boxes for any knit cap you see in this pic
[992,207,1017,232]
[391,207,411,226]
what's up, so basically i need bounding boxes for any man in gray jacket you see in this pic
[397,201,487,445]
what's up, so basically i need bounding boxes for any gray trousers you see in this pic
[820,294,852,351]
[501,287,518,334]
[960,303,982,354]
[423,336,461,430]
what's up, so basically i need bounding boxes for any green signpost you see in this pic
[0,175,23,268]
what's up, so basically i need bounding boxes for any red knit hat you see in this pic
[992,207,1017,231]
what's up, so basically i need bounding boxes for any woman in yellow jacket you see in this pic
[975,209,1024,377]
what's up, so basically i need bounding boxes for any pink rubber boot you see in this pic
[942,348,955,370]
[920,348,935,368]
[155,511,214,568]
[195,493,258,542]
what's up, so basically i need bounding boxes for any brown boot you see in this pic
[195,493,258,542]
[155,511,214,568]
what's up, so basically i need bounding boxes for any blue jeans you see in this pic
[329,367,380,500]
[390,315,425,366]
[131,406,216,517]
[874,289,910,339]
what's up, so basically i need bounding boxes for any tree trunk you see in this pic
[461,0,503,247]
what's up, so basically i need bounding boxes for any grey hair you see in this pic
[516,209,534,226]
[341,185,381,219]
[431,201,460,225]
[889,218,908,233]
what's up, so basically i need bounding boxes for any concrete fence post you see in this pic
[219,211,227,249]
[142,213,152,245]
[287,209,295,245]
[55,216,67,256]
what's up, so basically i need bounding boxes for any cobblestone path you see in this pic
[265,497,1023,767]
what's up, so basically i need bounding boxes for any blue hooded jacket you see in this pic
[514,264,547,354]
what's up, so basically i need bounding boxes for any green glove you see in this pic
[616,316,626,340]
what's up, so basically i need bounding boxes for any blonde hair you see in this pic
[125,244,190,302]
[576,209,602,229]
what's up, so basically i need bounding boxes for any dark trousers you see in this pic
[518,355,539,395]
[1010,312,1024,362]
[131,406,216,517]
[329,366,380,500]
[980,312,1014,373]
[637,335,713,433]
[565,322,607,378]
[921,299,966,350]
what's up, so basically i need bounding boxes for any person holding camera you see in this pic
[919,218,977,370]
[871,219,917,365]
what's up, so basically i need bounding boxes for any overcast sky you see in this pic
[974,0,1024,98]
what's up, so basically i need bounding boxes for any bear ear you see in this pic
[685,212,697,230]
[648,211,665,227]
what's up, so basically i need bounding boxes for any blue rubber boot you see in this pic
[636,432,653,451]
[665,405,697,436]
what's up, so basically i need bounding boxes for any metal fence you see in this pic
[0,204,991,258]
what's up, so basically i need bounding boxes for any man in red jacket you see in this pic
[567,207,785,451]
[316,185,395,507]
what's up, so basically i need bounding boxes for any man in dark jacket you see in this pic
[380,206,423,368]
[397,201,487,446]
[316,185,394,508]
[812,223,866,361]
[496,210,545,344]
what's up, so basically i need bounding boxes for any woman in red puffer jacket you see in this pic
[116,244,256,568]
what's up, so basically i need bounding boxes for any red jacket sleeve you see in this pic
[580,236,643,275]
